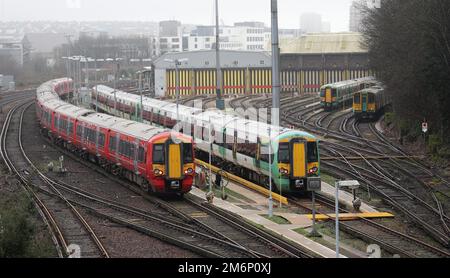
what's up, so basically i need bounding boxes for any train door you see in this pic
[256,137,261,168]
[362,94,368,112]
[166,141,183,180]
[325,88,332,104]
[290,139,307,179]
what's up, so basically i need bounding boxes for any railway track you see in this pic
[290,195,450,258]
[230,95,450,252]
[1,101,110,258]
[27,102,315,258]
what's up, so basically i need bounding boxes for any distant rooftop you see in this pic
[279,32,367,54]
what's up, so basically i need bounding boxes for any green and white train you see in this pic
[92,85,321,194]
[320,77,376,110]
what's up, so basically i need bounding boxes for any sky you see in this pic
[0,0,354,32]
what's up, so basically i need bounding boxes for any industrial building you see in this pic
[152,33,372,97]
[153,50,272,97]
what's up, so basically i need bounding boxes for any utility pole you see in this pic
[271,0,280,127]
[215,0,224,110]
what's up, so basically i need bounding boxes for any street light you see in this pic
[164,58,188,125]
[335,180,360,258]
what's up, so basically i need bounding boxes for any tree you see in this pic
[362,0,450,144]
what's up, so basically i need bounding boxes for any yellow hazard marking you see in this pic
[306,212,394,221]
[195,159,288,205]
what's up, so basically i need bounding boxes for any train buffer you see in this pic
[306,212,394,221]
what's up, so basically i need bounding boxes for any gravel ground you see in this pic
[21,104,200,258]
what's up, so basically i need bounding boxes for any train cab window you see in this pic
[354,93,360,103]
[138,147,146,163]
[183,143,193,163]
[153,144,165,164]
[278,143,290,163]
[320,89,326,97]
[368,94,375,103]
[331,89,337,97]
[307,142,319,163]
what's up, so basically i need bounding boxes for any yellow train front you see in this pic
[353,86,386,120]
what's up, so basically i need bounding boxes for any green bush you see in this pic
[428,134,442,154]
[384,112,395,126]
[0,192,55,257]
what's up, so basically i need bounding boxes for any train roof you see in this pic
[357,86,384,95]
[54,103,93,118]
[79,112,167,141]
[320,76,376,90]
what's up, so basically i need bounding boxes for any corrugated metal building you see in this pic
[153,50,272,97]
[153,33,372,97]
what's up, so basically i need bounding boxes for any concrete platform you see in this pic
[320,182,379,213]
[189,187,346,258]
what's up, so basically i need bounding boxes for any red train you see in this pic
[36,78,195,195]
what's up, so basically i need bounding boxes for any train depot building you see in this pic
[153,33,373,97]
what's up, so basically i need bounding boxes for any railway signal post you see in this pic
[335,180,360,258]
[307,179,322,238]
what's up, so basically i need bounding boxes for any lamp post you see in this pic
[271,0,280,128]
[164,58,188,125]
[335,180,360,258]
[214,0,224,110]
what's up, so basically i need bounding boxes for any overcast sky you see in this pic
[0,0,354,31]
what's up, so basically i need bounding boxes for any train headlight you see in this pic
[184,168,194,175]
[308,167,318,174]
[279,168,289,175]
[154,169,164,176]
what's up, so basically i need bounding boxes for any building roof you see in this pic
[153,50,272,69]
[279,32,367,54]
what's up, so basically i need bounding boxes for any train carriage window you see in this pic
[138,146,146,163]
[129,143,136,158]
[68,122,74,136]
[260,145,275,163]
[76,125,82,138]
[109,136,117,152]
[153,144,165,164]
[307,142,319,163]
[119,140,134,158]
[183,143,193,163]
[98,133,105,147]
[278,143,290,163]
